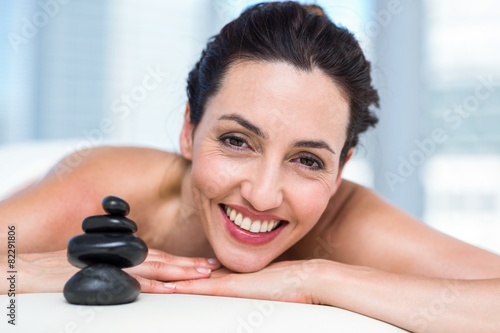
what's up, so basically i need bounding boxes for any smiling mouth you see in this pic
[221,204,284,233]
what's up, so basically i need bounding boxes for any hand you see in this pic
[173,259,323,304]
[11,249,220,294]
[125,248,221,293]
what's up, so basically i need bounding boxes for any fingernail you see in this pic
[196,267,211,274]
[163,283,176,289]
[207,258,219,265]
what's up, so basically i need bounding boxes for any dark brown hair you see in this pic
[187,1,379,163]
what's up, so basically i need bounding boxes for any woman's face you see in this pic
[181,61,350,272]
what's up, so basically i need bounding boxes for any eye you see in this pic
[292,154,324,171]
[219,134,250,150]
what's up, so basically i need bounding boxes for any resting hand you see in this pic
[173,259,323,304]
[125,248,221,293]
[8,249,220,294]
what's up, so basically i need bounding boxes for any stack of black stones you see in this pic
[63,196,148,305]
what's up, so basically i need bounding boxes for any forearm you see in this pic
[315,260,499,333]
[1,252,78,294]
[0,255,10,294]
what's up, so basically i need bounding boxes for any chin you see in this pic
[216,252,272,273]
[223,263,265,273]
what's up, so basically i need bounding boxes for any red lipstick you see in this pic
[219,205,286,246]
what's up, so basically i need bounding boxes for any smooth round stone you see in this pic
[68,233,148,268]
[82,215,137,233]
[102,196,130,216]
[63,263,140,305]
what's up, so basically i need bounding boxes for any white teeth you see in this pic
[240,217,252,231]
[224,206,281,234]
[267,221,275,232]
[234,213,243,226]
[229,209,237,221]
[260,221,268,232]
[250,220,261,233]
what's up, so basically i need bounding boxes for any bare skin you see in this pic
[3,146,499,277]
[1,147,499,332]
[1,61,500,332]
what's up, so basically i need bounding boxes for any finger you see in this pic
[174,276,238,297]
[145,249,221,269]
[174,273,287,301]
[175,277,291,302]
[126,261,214,282]
[134,275,177,294]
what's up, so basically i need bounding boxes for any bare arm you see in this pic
[0,251,78,294]
[0,147,219,294]
[173,256,500,333]
[173,180,500,332]
[315,260,500,333]
[305,181,500,331]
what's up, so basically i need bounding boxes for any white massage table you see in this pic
[0,293,407,332]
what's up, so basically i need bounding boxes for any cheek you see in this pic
[191,151,243,200]
[289,179,333,227]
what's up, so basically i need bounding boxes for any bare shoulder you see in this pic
[46,146,184,205]
[53,146,178,178]
[288,179,500,279]
[0,146,186,252]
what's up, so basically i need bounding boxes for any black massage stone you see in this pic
[63,196,147,305]
[67,233,148,268]
[82,215,137,233]
[63,263,140,305]
[102,196,130,216]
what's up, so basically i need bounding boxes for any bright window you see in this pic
[421,0,500,253]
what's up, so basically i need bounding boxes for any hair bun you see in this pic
[301,4,326,17]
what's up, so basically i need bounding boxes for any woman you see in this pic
[1,2,499,332]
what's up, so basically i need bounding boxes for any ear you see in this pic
[334,148,354,189]
[179,103,194,160]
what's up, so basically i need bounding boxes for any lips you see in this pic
[219,204,286,245]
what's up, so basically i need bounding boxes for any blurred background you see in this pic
[1,0,499,253]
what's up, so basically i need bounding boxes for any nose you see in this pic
[240,159,283,212]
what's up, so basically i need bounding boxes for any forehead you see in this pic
[205,61,350,144]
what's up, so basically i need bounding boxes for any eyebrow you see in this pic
[293,140,336,155]
[218,113,336,155]
[218,114,267,138]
